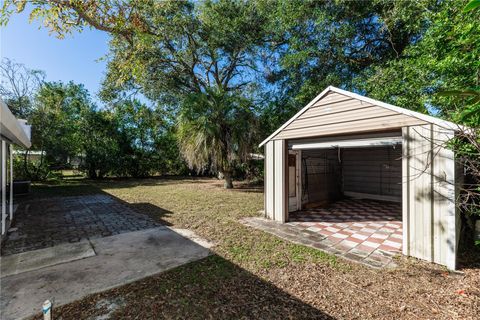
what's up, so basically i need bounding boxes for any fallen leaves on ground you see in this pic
[29,178,479,320]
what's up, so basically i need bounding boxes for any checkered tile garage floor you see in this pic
[288,199,402,257]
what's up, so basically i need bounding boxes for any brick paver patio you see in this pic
[243,199,403,268]
[1,194,160,256]
[290,199,402,253]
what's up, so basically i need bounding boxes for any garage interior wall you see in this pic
[300,145,402,207]
[342,147,402,202]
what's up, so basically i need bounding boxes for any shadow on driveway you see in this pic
[30,254,334,320]
[1,184,172,256]
[1,226,213,320]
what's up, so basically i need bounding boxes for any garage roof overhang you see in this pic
[259,86,463,148]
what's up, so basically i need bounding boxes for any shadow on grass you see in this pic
[14,178,334,319]
[93,176,219,188]
[28,180,102,199]
[127,202,174,226]
[458,245,480,270]
[38,254,334,320]
[228,183,264,194]
[27,176,264,199]
[24,177,215,200]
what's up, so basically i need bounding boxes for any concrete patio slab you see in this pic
[1,240,95,277]
[0,227,213,320]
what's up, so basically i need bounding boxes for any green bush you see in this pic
[12,155,50,181]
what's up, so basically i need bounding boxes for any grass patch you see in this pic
[49,254,327,319]
[29,177,479,319]
[288,244,337,264]
[30,179,101,199]
[30,177,342,273]
[89,177,343,273]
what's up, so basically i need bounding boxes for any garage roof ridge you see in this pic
[259,86,462,148]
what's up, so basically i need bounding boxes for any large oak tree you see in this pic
[2,0,269,188]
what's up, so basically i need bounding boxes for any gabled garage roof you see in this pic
[259,86,461,147]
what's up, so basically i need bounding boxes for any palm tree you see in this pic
[177,89,257,188]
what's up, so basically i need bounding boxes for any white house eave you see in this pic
[259,86,464,148]
[0,99,32,148]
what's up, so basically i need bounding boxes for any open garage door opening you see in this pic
[286,131,404,255]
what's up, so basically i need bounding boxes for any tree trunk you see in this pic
[223,171,234,189]
[88,166,97,179]
[23,149,30,178]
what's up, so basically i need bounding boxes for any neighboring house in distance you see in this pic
[0,98,31,235]
[13,150,45,163]
[260,86,465,270]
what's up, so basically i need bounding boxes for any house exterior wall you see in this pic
[0,99,31,236]
[402,124,459,269]
[274,92,426,140]
[1,140,5,235]
[0,140,13,236]
[264,140,287,222]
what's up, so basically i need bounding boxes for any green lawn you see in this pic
[30,178,479,319]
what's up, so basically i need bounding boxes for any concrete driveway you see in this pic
[0,194,213,320]
[1,226,212,320]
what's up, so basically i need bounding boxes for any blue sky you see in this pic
[1,7,110,100]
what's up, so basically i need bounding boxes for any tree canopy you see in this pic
[1,0,478,191]
[358,1,480,116]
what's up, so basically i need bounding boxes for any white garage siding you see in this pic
[265,141,275,220]
[264,140,287,222]
[402,124,459,269]
[274,91,426,140]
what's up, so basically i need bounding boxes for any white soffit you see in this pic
[0,98,32,148]
[290,136,402,150]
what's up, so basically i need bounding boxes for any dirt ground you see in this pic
[27,178,479,319]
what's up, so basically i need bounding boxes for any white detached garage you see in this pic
[260,86,464,269]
